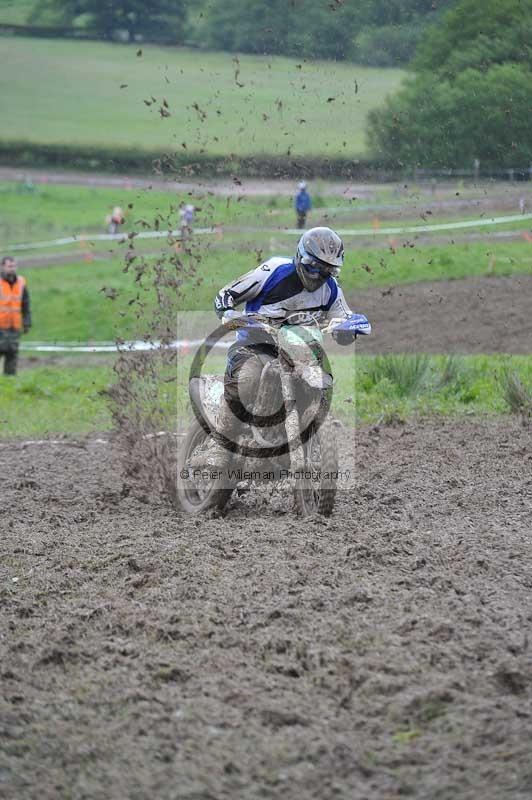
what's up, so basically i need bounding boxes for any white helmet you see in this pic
[295,226,344,291]
[298,181,307,190]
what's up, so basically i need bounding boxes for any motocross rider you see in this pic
[192,226,367,469]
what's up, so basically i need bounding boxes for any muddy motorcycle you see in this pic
[177,311,370,516]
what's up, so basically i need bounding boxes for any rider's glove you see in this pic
[331,313,372,345]
[214,290,235,320]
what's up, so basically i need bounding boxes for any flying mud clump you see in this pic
[109,213,203,506]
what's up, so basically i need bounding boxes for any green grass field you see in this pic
[1,177,531,343]
[2,181,532,249]
[0,365,113,436]
[0,37,405,157]
[118,236,532,312]
[0,181,360,246]
[15,237,532,341]
[2,354,531,437]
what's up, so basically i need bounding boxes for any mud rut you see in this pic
[1,417,531,799]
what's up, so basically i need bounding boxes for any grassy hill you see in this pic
[0,37,405,159]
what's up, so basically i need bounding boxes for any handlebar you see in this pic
[221,311,277,335]
[221,310,343,335]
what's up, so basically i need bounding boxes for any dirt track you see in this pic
[349,274,532,354]
[1,417,531,799]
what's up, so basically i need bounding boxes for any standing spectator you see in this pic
[106,206,125,234]
[0,256,31,376]
[179,203,195,238]
[294,181,312,229]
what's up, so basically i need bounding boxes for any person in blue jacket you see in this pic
[295,181,312,229]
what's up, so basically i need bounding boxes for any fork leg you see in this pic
[280,368,305,472]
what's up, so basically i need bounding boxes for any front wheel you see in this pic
[293,416,338,517]
[177,419,234,514]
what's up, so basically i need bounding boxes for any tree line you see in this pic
[29,0,454,66]
[367,0,532,167]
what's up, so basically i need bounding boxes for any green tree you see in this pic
[193,0,359,60]
[192,0,454,61]
[414,0,532,77]
[352,0,455,66]
[360,0,452,26]
[367,0,532,167]
[32,0,186,39]
[368,64,532,167]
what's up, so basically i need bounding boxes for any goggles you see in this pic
[300,254,341,279]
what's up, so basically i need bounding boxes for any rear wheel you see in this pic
[177,419,234,514]
[293,416,338,517]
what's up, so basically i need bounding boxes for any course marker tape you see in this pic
[21,339,231,353]
[283,213,532,237]
[8,227,216,252]
[7,213,532,252]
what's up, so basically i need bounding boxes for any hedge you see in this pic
[0,140,399,180]
[0,23,181,45]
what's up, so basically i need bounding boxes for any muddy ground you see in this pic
[1,417,531,799]
[350,274,532,354]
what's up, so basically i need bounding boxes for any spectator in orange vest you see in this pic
[0,256,31,376]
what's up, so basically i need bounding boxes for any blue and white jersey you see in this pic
[214,257,352,342]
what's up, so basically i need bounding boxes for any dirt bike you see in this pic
[177,311,370,517]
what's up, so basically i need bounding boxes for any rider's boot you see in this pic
[188,401,239,470]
